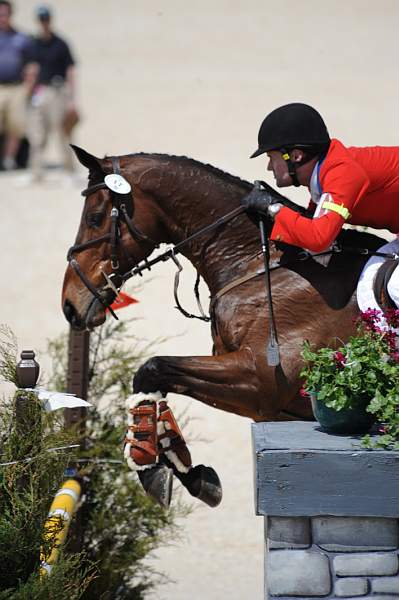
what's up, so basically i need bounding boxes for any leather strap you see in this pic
[210,267,265,313]
[373,258,399,311]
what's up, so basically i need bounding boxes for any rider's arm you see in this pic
[270,161,370,252]
[270,206,346,252]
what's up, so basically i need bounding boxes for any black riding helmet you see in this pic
[250,103,331,186]
[251,103,330,157]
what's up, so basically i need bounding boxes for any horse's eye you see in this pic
[86,212,104,228]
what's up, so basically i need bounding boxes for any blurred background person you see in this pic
[0,0,34,171]
[26,4,79,182]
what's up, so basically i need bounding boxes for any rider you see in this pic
[241,102,399,307]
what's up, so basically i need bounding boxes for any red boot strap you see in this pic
[158,406,184,440]
[124,435,158,458]
[129,403,157,435]
[129,420,155,434]
[131,439,158,458]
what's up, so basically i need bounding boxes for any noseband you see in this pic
[67,157,159,320]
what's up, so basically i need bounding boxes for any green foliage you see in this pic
[0,320,183,599]
[0,325,18,386]
[0,388,93,597]
[47,319,182,599]
[0,555,95,600]
[301,310,399,449]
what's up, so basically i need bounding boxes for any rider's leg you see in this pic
[357,238,399,314]
[387,263,399,308]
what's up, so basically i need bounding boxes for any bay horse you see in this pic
[62,146,384,503]
[62,146,386,420]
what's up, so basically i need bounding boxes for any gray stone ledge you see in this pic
[348,597,399,600]
[334,553,398,577]
[268,517,311,549]
[335,577,368,597]
[268,550,331,596]
[252,422,399,518]
[372,576,399,594]
[312,516,398,552]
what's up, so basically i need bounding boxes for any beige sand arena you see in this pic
[2,2,398,598]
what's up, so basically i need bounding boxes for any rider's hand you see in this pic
[240,181,276,214]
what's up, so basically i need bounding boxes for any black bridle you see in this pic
[67,157,246,323]
[67,157,160,320]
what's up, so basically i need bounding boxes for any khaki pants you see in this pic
[0,83,28,136]
[27,84,74,179]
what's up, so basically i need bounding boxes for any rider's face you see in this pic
[0,5,11,31]
[266,151,292,187]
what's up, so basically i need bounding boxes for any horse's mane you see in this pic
[126,152,253,192]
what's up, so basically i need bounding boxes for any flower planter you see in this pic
[310,394,375,435]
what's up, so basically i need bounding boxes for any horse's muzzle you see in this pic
[63,299,87,331]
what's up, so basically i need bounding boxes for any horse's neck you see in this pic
[153,171,265,294]
[127,155,275,293]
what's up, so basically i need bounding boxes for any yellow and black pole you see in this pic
[39,479,82,576]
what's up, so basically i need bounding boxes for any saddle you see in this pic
[373,258,399,311]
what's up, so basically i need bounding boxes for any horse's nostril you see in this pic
[63,299,76,323]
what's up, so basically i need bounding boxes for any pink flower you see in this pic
[390,352,399,363]
[299,387,310,398]
[333,351,346,369]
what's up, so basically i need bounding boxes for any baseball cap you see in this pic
[36,5,51,19]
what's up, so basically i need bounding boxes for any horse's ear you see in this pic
[70,144,103,173]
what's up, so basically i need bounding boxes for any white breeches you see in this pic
[357,238,399,312]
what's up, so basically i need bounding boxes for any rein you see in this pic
[68,162,399,343]
[67,157,246,322]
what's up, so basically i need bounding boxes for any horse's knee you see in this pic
[133,357,166,393]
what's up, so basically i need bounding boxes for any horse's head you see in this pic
[62,146,162,330]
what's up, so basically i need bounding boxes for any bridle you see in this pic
[67,156,246,322]
[67,157,160,320]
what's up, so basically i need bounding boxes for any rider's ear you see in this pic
[290,148,304,163]
[70,144,103,174]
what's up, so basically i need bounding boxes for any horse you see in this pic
[62,146,385,505]
[62,145,385,419]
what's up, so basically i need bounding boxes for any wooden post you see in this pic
[64,328,90,435]
[14,350,41,487]
[63,328,90,552]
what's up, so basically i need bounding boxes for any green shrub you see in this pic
[0,320,184,599]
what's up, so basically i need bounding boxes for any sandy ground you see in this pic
[2,1,399,598]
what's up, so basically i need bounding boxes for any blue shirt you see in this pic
[0,29,32,83]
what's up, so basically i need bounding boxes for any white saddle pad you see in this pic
[357,238,399,315]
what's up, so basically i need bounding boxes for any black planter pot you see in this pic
[310,394,376,435]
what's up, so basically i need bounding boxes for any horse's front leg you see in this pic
[133,348,269,420]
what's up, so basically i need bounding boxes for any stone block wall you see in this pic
[252,422,399,600]
[267,516,399,598]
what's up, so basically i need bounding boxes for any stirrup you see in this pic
[157,400,192,473]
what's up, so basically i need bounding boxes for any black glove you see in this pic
[240,181,276,214]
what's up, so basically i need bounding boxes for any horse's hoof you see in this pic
[138,464,173,509]
[186,465,223,507]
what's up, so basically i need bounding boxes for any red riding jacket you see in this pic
[270,139,399,252]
